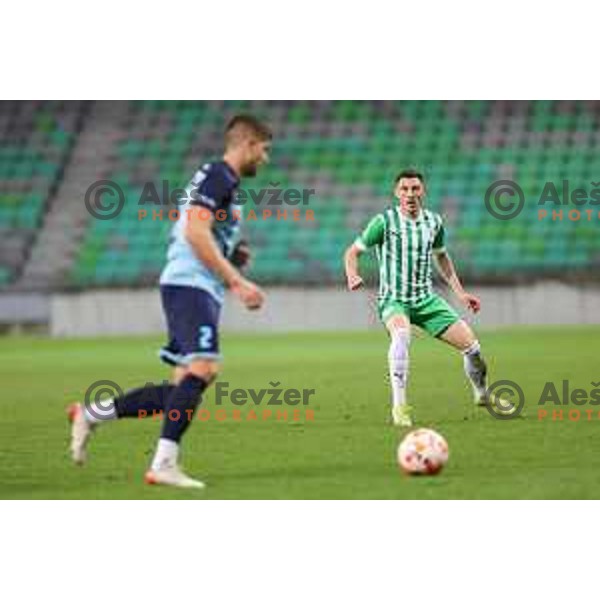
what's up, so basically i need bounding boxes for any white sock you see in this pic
[83,398,118,423]
[388,328,410,408]
[151,438,179,471]
[463,341,487,397]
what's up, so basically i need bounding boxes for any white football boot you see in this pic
[67,403,97,465]
[144,465,206,489]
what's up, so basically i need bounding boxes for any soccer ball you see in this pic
[397,428,449,475]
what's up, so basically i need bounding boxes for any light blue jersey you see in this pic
[159,161,241,304]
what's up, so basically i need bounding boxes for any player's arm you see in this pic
[344,244,364,290]
[432,223,480,313]
[185,207,264,310]
[344,214,384,291]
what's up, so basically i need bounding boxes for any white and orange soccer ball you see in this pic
[397,428,449,475]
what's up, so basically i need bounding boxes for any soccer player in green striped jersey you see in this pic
[344,168,490,426]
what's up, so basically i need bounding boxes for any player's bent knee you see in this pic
[187,359,220,383]
[441,320,477,352]
[457,321,478,348]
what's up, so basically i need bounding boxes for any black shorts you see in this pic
[159,284,221,366]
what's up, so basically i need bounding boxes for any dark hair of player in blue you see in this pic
[225,114,272,143]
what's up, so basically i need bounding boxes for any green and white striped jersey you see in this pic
[355,206,446,304]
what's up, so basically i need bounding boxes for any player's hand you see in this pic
[460,292,481,313]
[231,277,265,311]
[347,274,364,291]
[230,240,251,270]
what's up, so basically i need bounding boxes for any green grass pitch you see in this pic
[1,326,599,499]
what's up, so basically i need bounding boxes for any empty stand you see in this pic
[1,100,599,290]
[0,100,87,286]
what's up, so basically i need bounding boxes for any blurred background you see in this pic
[0,100,599,335]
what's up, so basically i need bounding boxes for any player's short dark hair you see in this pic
[394,168,426,185]
[225,114,272,142]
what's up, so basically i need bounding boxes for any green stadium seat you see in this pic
[48,100,600,288]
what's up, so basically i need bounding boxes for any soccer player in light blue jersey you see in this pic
[68,115,272,488]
